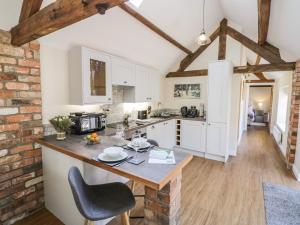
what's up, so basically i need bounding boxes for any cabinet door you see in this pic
[181,120,203,152]
[135,65,150,102]
[82,48,112,104]
[207,61,232,123]
[148,69,160,102]
[161,120,175,149]
[147,123,164,147]
[206,123,228,156]
[112,58,135,86]
[200,122,207,152]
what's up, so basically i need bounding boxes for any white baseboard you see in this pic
[292,165,300,182]
[205,153,227,163]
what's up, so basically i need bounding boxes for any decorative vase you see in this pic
[56,131,66,141]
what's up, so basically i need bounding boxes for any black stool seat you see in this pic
[68,167,135,221]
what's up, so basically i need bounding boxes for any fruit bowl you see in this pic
[85,133,100,145]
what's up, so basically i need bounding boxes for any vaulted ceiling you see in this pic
[0,0,298,76]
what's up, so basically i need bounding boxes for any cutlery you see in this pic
[114,156,134,167]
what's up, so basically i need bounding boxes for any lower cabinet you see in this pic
[180,120,206,152]
[206,122,229,160]
[147,120,175,149]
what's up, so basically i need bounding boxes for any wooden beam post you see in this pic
[166,62,296,78]
[258,0,271,45]
[119,3,192,55]
[227,26,284,63]
[218,19,227,60]
[11,0,127,46]
[19,0,43,23]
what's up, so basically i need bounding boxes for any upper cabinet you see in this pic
[112,57,135,86]
[69,47,112,105]
[135,65,160,103]
[69,46,161,105]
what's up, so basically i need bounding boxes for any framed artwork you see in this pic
[174,84,201,99]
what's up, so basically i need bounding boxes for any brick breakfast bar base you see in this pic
[0,29,44,224]
[144,172,182,225]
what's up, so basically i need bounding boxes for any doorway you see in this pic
[247,85,273,129]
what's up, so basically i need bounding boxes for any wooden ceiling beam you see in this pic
[19,0,43,22]
[227,26,284,64]
[119,3,192,55]
[166,62,295,78]
[218,18,227,60]
[178,26,220,72]
[245,80,275,83]
[247,61,269,80]
[11,0,127,46]
[258,0,271,45]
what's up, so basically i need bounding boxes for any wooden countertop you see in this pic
[37,135,193,190]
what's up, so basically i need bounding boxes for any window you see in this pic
[129,0,144,8]
[276,86,289,132]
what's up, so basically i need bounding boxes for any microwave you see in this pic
[69,112,106,135]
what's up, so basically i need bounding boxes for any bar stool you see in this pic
[129,139,159,219]
[68,167,136,225]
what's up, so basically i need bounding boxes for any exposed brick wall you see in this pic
[287,61,300,164]
[0,29,44,224]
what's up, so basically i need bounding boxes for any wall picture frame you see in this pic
[174,84,201,99]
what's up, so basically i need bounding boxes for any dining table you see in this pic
[37,134,193,225]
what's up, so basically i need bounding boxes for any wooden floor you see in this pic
[17,127,300,225]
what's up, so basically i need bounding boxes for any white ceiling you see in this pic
[0,0,298,77]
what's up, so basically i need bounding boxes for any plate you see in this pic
[98,151,128,163]
[127,141,151,150]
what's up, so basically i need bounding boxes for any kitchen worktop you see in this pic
[37,134,192,190]
[106,116,206,134]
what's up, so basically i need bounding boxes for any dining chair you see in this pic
[68,167,136,225]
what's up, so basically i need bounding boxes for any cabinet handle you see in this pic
[124,81,128,84]
[152,126,155,129]
[108,97,112,101]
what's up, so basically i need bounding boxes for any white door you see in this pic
[112,57,135,86]
[206,123,228,156]
[82,48,112,104]
[135,65,150,102]
[181,120,204,152]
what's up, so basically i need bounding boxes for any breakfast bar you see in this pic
[37,134,193,225]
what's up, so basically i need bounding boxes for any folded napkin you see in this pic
[148,150,176,164]
[149,150,169,160]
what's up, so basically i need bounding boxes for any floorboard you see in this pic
[16,127,300,225]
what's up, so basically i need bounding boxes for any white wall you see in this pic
[40,45,100,124]
[270,71,293,156]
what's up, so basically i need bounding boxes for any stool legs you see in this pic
[121,212,130,225]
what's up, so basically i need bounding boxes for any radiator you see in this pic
[273,126,282,144]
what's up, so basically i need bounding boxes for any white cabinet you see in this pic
[206,60,233,162]
[147,120,175,149]
[69,47,112,105]
[206,123,228,157]
[135,65,160,102]
[112,57,135,86]
[207,61,232,123]
[180,120,206,152]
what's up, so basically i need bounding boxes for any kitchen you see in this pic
[1,1,300,225]
[38,43,236,225]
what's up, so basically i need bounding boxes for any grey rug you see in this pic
[263,182,300,225]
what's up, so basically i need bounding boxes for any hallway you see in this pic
[16,128,300,225]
